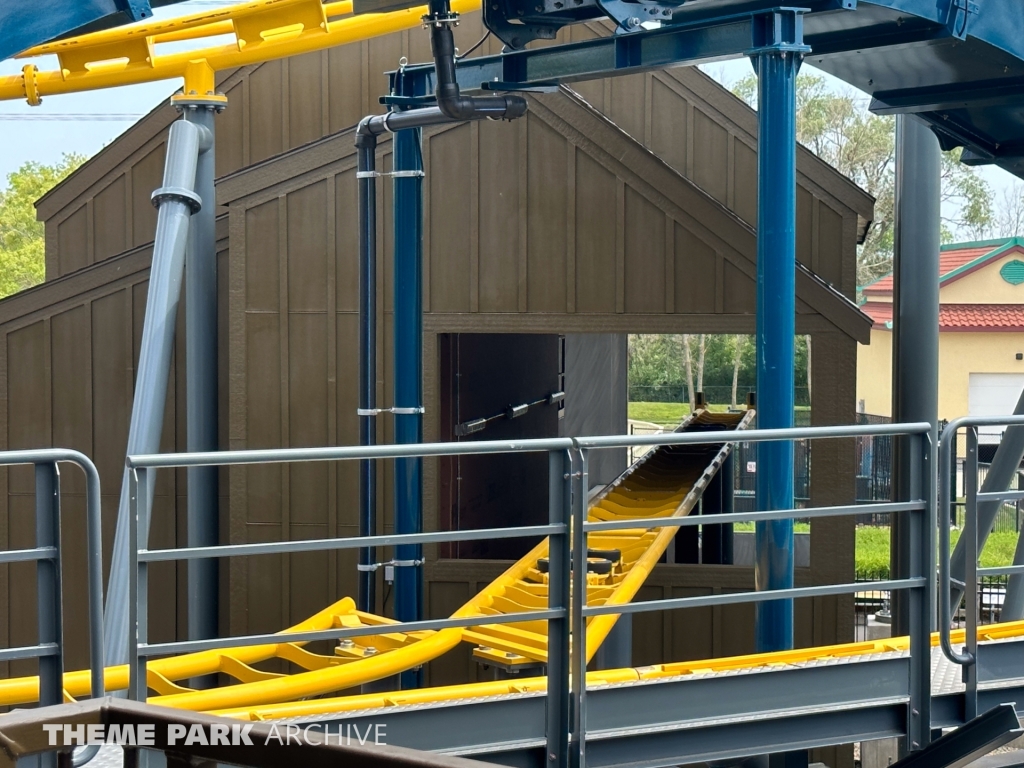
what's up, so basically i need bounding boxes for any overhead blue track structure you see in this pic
[0,0,189,63]
[394,0,1024,182]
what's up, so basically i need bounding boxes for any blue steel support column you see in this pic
[393,122,424,690]
[750,10,807,654]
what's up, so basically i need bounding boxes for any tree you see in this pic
[732,73,993,287]
[730,335,746,409]
[992,182,1024,238]
[682,334,695,409]
[0,155,86,299]
[804,334,811,406]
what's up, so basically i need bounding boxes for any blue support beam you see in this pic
[749,10,807,654]
[392,123,425,689]
[0,0,194,62]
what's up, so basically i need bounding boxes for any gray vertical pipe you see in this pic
[569,449,588,768]
[890,115,940,638]
[356,129,378,614]
[182,104,220,657]
[103,118,208,667]
[546,449,571,768]
[950,388,1024,620]
[722,451,735,564]
[35,463,63,710]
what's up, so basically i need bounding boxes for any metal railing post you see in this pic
[905,432,932,752]
[569,448,588,768]
[964,427,979,720]
[35,462,63,711]
[546,449,572,768]
[128,467,151,703]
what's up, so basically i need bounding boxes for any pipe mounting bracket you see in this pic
[357,406,425,416]
[151,186,202,213]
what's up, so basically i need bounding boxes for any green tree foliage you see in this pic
[0,155,86,298]
[628,334,810,408]
[732,73,992,286]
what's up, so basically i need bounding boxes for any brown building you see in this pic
[1,15,873,736]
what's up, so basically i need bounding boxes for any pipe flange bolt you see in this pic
[151,186,202,213]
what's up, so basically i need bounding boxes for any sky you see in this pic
[0,1,236,179]
[0,3,1019,240]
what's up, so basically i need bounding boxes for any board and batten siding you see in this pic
[36,13,872,301]
[0,221,229,683]
[216,86,867,704]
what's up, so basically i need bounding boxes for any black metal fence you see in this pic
[631,411,890,513]
[629,385,812,408]
[854,575,1009,641]
[949,462,1024,533]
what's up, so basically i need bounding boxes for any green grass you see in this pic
[628,401,809,427]
[734,521,811,533]
[730,524,1020,580]
[856,526,1019,580]
[628,401,718,425]
[855,525,891,581]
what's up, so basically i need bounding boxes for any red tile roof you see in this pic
[862,301,1024,331]
[862,243,1003,296]
[863,301,891,326]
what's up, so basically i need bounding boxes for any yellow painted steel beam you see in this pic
[0,0,482,104]
[0,411,751,711]
[0,597,365,707]
[207,618,1024,722]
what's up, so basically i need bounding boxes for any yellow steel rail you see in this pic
[1,0,482,105]
[207,618,1024,722]
[0,409,749,712]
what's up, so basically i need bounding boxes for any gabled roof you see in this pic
[862,237,1024,297]
[216,85,873,343]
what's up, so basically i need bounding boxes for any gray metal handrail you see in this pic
[124,442,578,767]
[126,422,929,469]
[938,414,1024,720]
[123,419,935,764]
[572,420,936,756]
[0,449,105,707]
[938,415,1024,661]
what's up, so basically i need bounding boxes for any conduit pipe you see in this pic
[354,47,525,619]
[425,0,530,122]
[104,118,211,668]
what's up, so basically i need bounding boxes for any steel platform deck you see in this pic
[52,635,1024,768]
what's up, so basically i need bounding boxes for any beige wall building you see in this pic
[858,237,1024,438]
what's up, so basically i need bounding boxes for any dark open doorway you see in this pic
[438,333,562,559]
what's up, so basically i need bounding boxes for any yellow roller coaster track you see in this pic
[1,0,483,105]
[0,409,751,712]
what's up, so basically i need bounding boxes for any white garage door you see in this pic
[968,373,1024,443]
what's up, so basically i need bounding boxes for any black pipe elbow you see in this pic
[438,92,528,121]
[430,21,529,121]
[355,116,382,145]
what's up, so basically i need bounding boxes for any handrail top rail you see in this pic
[0,447,98,469]
[940,415,1024,452]
[127,421,933,469]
